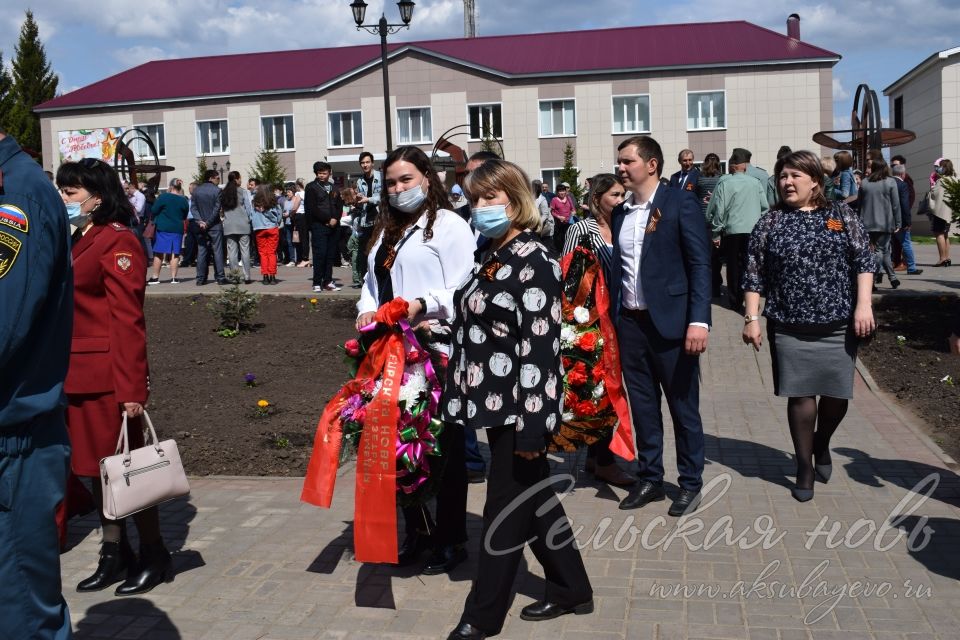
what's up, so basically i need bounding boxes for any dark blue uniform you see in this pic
[0,134,73,639]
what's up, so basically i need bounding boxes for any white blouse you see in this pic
[358,208,476,323]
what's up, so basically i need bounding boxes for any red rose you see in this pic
[564,389,579,408]
[572,361,587,376]
[567,369,587,387]
[576,400,598,417]
[344,339,361,357]
[562,356,573,369]
[591,362,604,384]
[577,331,599,352]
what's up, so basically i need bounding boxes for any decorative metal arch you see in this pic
[113,127,175,189]
[812,83,915,172]
[430,124,505,180]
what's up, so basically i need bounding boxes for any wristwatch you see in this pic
[744,314,760,324]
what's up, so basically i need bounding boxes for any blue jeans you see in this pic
[895,229,917,271]
[282,224,297,265]
[0,411,72,640]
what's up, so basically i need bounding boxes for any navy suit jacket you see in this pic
[609,184,712,341]
[669,168,700,193]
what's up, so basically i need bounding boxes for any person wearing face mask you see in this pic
[443,160,593,640]
[354,145,476,575]
[56,158,173,596]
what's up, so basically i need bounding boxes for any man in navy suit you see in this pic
[609,136,712,517]
[668,148,700,194]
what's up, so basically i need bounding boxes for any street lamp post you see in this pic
[350,0,415,153]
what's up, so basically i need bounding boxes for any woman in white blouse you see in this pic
[356,145,476,575]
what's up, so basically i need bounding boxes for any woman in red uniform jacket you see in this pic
[57,159,171,596]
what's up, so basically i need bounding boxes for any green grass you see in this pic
[911,235,959,244]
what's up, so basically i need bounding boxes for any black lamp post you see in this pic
[350,0,415,153]
[212,160,231,182]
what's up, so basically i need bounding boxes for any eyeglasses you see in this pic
[78,158,102,168]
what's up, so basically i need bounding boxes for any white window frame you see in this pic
[610,94,651,135]
[327,110,363,149]
[195,118,230,156]
[538,98,577,138]
[260,114,296,152]
[686,90,726,131]
[396,106,433,145]
[129,123,166,159]
[540,168,569,191]
[466,102,504,141]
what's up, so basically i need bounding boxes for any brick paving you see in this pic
[63,249,960,639]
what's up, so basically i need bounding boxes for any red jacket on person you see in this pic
[65,222,149,403]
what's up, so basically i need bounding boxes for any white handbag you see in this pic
[99,411,190,520]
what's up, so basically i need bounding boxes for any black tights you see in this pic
[90,480,162,547]
[786,396,848,489]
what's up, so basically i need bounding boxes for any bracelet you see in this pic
[415,297,427,312]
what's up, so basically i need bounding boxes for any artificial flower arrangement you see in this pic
[550,242,635,459]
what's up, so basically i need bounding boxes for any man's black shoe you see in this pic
[466,468,486,484]
[668,489,702,517]
[519,599,594,621]
[397,532,431,566]
[446,622,486,639]
[195,280,208,286]
[422,545,467,575]
[618,481,665,510]
[216,279,228,285]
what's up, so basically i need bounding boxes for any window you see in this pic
[397,107,432,144]
[261,115,295,151]
[540,169,565,191]
[894,96,903,129]
[327,111,362,148]
[196,120,229,155]
[128,124,165,158]
[539,100,576,137]
[612,95,650,134]
[468,104,502,140]
[687,91,726,130]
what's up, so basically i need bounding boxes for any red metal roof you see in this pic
[37,21,839,112]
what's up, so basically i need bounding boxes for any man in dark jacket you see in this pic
[305,161,341,292]
[191,169,225,284]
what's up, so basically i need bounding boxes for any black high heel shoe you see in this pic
[933,259,952,267]
[77,540,136,592]
[115,542,173,596]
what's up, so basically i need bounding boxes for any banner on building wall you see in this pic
[57,128,124,163]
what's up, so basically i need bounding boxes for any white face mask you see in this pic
[388,179,427,213]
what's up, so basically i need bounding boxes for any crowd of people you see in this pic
[3,112,960,639]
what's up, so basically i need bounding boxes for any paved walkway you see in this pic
[63,276,960,639]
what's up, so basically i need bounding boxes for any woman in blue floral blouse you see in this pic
[443,160,592,640]
[742,150,876,503]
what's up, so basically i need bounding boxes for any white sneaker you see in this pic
[170,278,181,284]
[147,277,160,285]
[324,282,342,291]
[312,285,323,293]
[286,262,296,267]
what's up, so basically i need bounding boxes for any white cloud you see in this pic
[112,46,174,67]
[833,77,850,102]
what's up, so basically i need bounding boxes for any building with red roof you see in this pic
[37,15,838,186]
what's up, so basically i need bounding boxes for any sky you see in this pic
[2,0,960,131]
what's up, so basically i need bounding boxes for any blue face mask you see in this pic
[64,196,94,227]
[388,180,427,213]
[471,204,512,238]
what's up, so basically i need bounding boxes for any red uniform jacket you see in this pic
[65,222,149,403]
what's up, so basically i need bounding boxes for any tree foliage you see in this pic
[558,142,583,204]
[7,11,58,162]
[249,147,287,189]
[0,52,13,133]
[480,130,502,158]
[208,269,262,335]
[193,155,209,186]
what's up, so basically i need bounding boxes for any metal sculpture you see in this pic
[812,83,915,172]
[431,124,505,185]
[113,127,175,189]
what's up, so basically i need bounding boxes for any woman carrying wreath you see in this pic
[560,173,633,486]
[354,145,476,574]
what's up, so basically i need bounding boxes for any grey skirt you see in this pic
[767,320,858,399]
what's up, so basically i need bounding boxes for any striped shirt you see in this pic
[562,217,614,280]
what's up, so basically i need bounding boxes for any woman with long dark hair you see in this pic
[57,158,172,595]
[221,170,254,283]
[356,146,476,575]
[695,153,724,297]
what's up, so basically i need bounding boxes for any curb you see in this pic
[855,359,958,470]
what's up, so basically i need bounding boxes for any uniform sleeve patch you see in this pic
[0,205,29,234]
[114,251,133,274]
[0,230,23,278]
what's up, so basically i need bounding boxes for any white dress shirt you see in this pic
[359,208,476,322]
[618,189,655,310]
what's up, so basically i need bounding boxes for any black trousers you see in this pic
[294,214,310,262]
[401,423,468,547]
[460,425,592,636]
[721,232,750,309]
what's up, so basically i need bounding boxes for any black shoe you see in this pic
[422,545,467,575]
[76,541,135,592]
[618,481,665,510]
[397,531,431,567]
[262,275,269,284]
[195,280,208,286]
[115,542,173,596]
[216,279,228,285]
[814,463,833,483]
[244,279,253,285]
[890,277,901,289]
[668,489,702,517]
[466,468,486,484]
[874,273,883,284]
[934,259,952,267]
[447,622,487,639]
[519,599,594,621]
[907,269,924,275]
[791,486,814,502]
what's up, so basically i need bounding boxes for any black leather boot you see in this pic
[115,542,173,596]
[76,541,135,592]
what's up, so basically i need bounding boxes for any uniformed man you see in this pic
[0,128,74,639]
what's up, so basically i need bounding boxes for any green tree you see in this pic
[193,155,209,185]
[249,147,286,188]
[7,11,58,161]
[558,142,582,204]
[480,130,502,158]
[0,52,13,132]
